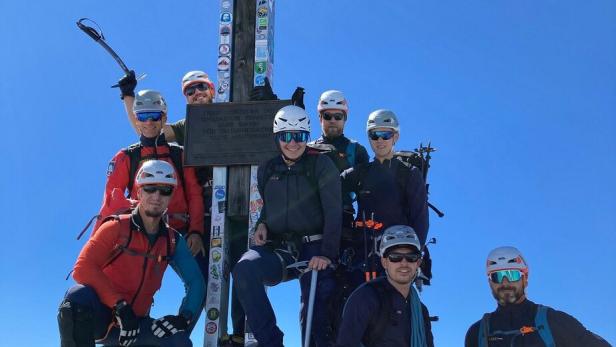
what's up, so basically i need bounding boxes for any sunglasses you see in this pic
[276,131,310,143]
[185,82,209,96]
[142,185,174,196]
[386,252,421,263]
[368,130,395,141]
[321,112,345,121]
[489,269,523,284]
[136,111,164,122]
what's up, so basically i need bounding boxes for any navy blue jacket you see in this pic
[342,157,429,245]
[335,278,434,347]
[465,299,611,347]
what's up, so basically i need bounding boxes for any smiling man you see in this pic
[232,105,342,347]
[335,225,434,347]
[58,160,205,347]
[465,246,610,347]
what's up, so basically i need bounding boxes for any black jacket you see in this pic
[465,299,611,347]
[257,152,342,260]
[335,278,434,347]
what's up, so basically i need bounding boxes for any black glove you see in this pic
[117,70,137,100]
[249,77,278,101]
[291,86,305,109]
[151,314,189,338]
[114,300,140,346]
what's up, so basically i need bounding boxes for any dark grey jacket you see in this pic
[257,152,342,260]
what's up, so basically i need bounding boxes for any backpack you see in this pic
[124,142,186,195]
[478,305,555,347]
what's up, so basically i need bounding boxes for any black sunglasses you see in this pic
[142,185,174,196]
[185,83,209,96]
[321,112,345,121]
[386,252,421,263]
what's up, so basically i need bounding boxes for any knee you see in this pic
[232,259,256,291]
[64,284,98,306]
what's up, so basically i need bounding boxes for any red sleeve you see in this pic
[93,151,131,232]
[73,220,124,308]
[182,166,204,234]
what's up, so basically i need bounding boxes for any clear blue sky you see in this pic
[1,1,614,346]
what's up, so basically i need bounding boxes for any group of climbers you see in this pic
[58,63,611,347]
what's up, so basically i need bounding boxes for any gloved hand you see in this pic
[117,70,137,99]
[249,77,278,101]
[291,86,305,109]
[151,314,189,338]
[114,300,140,346]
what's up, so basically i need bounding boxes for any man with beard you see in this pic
[335,225,434,347]
[465,246,611,347]
[58,160,205,347]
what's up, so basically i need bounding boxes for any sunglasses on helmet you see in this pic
[489,269,523,284]
[368,130,395,141]
[184,82,210,96]
[276,131,310,144]
[142,185,174,196]
[321,112,345,121]
[386,252,421,263]
[136,111,164,122]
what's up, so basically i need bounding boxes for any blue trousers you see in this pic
[61,285,193,347]
[232,241,336,347]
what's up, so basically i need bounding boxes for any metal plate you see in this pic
[184,100,291,166]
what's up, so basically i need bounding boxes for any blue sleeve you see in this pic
[170,234,206,319]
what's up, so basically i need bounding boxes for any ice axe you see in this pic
[76,18,145,87]
[304,269,318,347]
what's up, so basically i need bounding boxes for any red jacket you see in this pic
[73,213,175,317]
[95,137,204,234]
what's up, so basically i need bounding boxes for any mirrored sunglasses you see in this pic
[136,111,164,122]
[277,131,310,143]
[489,269,523,284]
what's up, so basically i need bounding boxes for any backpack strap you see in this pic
[394,158,412,216]
[478,313,491,347]
[345,140,357,167]
[167,143,186,193]
[124,143,143,195]
[124,142,187,195]
[102,215,134,268]
[364,278,393,346]
[535,305,555,347]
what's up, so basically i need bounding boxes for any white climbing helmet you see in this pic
[486,246,529,276]
[135,160,177,187]
[317,90,349,114]
[273,105,311,133]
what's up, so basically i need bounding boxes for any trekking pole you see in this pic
[304,269,318,347]
[76,18,145,87]
[417,142,445,218]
